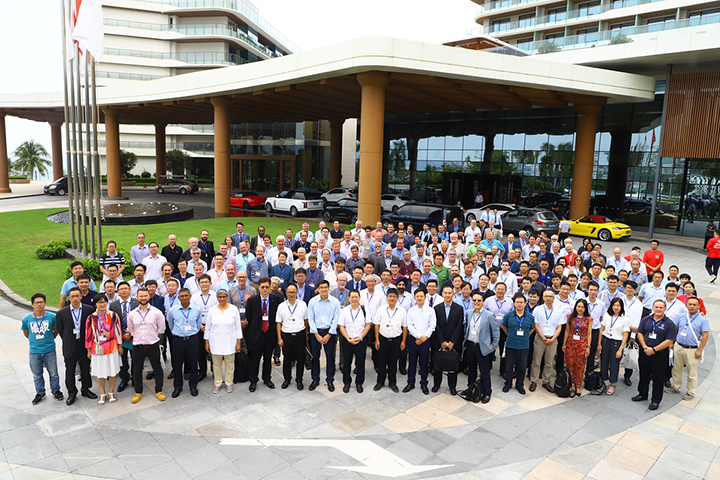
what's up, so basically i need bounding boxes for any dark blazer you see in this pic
[432,301,465,351]
[244,293,282,347]
[56,304,96,358]
[501,242,519,259]
[344,257,366,274]
[295,284,316,305]
[110,297,139,333]
[347,279,367,292]
[249,235,265,254]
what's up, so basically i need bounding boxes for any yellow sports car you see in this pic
[623,208,678,229]
[569,215,632,241]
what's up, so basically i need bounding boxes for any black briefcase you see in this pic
[433,348,459,372]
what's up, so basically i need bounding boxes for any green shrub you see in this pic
[141,171,152,179]
[36,240,71,259]
[9,175,27,180]
[538,42,562,54]
[609,34,633,45]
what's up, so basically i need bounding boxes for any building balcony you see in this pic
[103,48,249,67]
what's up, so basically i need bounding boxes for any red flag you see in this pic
[650,129,656,152]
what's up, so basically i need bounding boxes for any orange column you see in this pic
[211,96,232,217]
[0,114,11,193]
[155,123,167,185]
[49,122,64,181]
[569,103,602,219]
[329,118,343,189]
[103,109,122,199]
[356,72,389,226]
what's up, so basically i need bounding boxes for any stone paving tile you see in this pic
[528,458,584,480]
[330,411,376,435]
[604,443,655,476]
[668,431,720,462]
[587,458,644,480]
[657,447,712,478]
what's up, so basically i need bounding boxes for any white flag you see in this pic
[72,0,105,61]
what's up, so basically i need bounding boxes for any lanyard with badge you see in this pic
[573,317,582,341]
[609,314,620,334]
[71,307,82,337]
[515,314,525,336]
[385,307,398,330]
[238,286,247,314]
[168,293,178,309]
[200,294,211,321]
[543,306,554,336]
[32,312,47,340]
[287,301,299,327]
[682,313,700,338]
[180,307,194,332]
[350,306,362,335]
[648,318,662,340]
[138,308,150,330]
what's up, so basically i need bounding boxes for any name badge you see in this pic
[516,329,524,336]
[73,328,80,335]
[99,335,107,342]
[262,315,269,322]
[680,328,687,337]
[239,308,246,314]
[648,332,657,340]
[140,324,148,330]
[184,325,193,332]
[36,334,45,340]
[573,334,580,341]
[288,318,295,324]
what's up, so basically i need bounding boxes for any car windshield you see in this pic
[337,199,358,207]
[538,212,558,221]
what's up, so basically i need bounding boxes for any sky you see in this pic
[0,0,478,178]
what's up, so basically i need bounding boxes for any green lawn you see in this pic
[0,209,307,307]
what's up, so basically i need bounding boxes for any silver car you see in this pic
[501,207,559,235]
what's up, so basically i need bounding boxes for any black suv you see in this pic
[44,177,68,196]
[381,203,464,230]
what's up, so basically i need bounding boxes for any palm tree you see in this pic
[12,140,51,180]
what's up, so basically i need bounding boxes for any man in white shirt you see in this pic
[373,288,407,392]
[606,248,627,272]
[639,270,665,318]
[663,283,688,323]
[521,236,540,262]
[402,289,436,394]
[339,231,358,259]
[142,242,167,281]
[266,235,293,267]
[187,247,208,275]
[530,290,564,392]
[275,284,308,390]
[234,242,255,273]
[314,221,326,243]
[464,219,481,246]
[294,222,314,242]
[190,274,217,381]
[337,290,372,393]
[498,260,519,297]
[485,283,513,375]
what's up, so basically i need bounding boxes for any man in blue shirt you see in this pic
[307,280,341,392]
[59,261,98,308]
[22,293,63,405]
[481,231,505,256]
[670,297,709,401]
[247,246,270,285]
[167,288,203,398]
[501,294,535,395]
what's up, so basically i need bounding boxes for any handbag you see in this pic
[620,342,639,371]
[433,347,460,372]
[304,344,313,370]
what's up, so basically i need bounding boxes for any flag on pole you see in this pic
[650,129,656,152]
[72,0,105,61]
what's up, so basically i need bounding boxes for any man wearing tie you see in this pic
[432,285,465,395]
[244,277,281,392]
[109,282,138,392]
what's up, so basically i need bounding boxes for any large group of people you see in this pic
[23,219,709,413]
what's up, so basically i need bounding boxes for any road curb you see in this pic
[0,277,56,313]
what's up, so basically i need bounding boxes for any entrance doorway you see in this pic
[232,155,295,194]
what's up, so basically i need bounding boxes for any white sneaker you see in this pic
[212,386,221,394]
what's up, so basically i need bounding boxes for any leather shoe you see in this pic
[663,380,672,388]
[249,382,257,392]
[146,372,154,380]
[66,394,76,406]
[421,385,429,395]
[327,382,335,392]
[631,394,647,402]
[399,367,407,375]
[517,387,526,395]
[649,402,659,411]
[171,389,181,398]
[543,383,554,393]
[190,388,198,396]
[529,382,537,392]
[297,381,304,391]
[264,380,275,389]
[198,373,207,382]
[624,377,632,386]
[481,395,491,404]
[390,385,399,393]
[373,384,382,391]
[82,390,98,400]
[117,380,128,392]
[502,385,511,393]
[356,384,364,393]
[431,385,440,393]
[309,380,319,391]
[343,384,350,393]
[403,384,414,393]
[282,380,291,389]
[449,387,457,396]
[167,372,175,379]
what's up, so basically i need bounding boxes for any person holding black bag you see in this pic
[432,285,464,395]
[463,292,499,403]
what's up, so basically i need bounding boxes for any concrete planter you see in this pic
[9,179,30,184]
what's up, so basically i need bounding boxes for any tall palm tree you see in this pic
[12,140,50,180]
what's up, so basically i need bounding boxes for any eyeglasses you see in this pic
[472,299,483,302]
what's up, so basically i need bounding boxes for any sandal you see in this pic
[108,393,117,403]
[98,394,107,405]
[606,385,615,396]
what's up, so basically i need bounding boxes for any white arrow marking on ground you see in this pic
[220,438,452,478]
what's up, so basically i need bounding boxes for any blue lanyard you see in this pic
[544,306,554,323]
[201,294,211,306]
[180,307,191,321]
[516,314,524,328]
[338,290,346,303]
[32,311,47,330]
[287,301,298,316]
[652,318,663,330]
[575,318,581,335]
[610,315,620,330]
[71,308,82,327]
[169,294,178,308]
[495,299,504,309]
[463,298,471,310]
[350,307,361,323]
[238,287,247,306]
[686,313,700,329]
[386,307,398,320]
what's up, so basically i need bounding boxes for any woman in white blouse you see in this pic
[204,289,243,394]
[597,298,630,395]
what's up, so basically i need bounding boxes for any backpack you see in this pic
[585,371,606,394]
[554,367,576,398]
[459,379,484,403]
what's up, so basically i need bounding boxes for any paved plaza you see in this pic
[0,189,718,478]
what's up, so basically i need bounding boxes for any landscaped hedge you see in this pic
[36,240,72,259]
[62,248,133,280]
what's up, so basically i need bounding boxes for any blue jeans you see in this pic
[29,351,60,395]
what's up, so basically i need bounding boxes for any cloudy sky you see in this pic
[0,0,477,175]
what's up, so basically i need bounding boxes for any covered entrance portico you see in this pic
[232,155,296,193]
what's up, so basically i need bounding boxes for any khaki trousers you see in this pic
[672,343,699,395]
[211,353,235,387]
[530,334,557,385]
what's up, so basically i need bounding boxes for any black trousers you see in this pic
[585,328,600,376]
[341,337,367,386]
[638,348,668,404]
[600,336,622,384]
[497,329,507,374]
[527,331,535,374]
[119,346,133,383]
[133,343,163,394]
[465,342,492,396]
[281,330,306,383]
[197,329,209,376]
[407,336,430,387]
[63,341,92,395]
[309,329,337,383]
[377,336,401,387]
[706,257,720,276]
[433,348,458,390]
[555,324,567,374]
[248,332,275,384]
[505,348,529,388]
[171,334,199,390]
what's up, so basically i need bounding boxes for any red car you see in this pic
[230,191,267,209]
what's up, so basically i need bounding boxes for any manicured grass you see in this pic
[0,208,307,307]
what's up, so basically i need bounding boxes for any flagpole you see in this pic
[75,49,88,256]
[68,38,82,249]
[84,53,96,259]
[91,59,102,257]
[60,0,76,250]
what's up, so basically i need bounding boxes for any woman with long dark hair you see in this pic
[562,299,592,396]
[597,298,630,395]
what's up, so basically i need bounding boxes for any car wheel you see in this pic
[180,187,187,195]
[466,213,475,221]
[243,201,250,209]
[351,215,358,224]
[322,198,327,207]
[598,229,611,241]
[57,188,66,196]
[392,205,399,213]
[658,219,669,228]
[524,226,535,236]
[265,203,273,213]
[290,206,299,217]
[323,211,333,222]
[156,187,164,194]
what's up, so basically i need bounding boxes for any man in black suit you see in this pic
[244,277,281,391]
[109,281,139,392]
[348,266,367,292]
[432,284,464,395]
[249,226,267,254]
[56,287,98,405]
[198,229,215,265]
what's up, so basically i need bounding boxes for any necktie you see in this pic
[122,301,128,322]
[430,297,434,307]
[355,282,360,290]
[262,298,268,332]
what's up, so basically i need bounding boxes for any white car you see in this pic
[381,194,415,212]
[465,203,517,223]
[321,187,357,206]
[265,189,324,217]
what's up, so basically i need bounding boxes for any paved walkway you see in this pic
[0,240,718,479]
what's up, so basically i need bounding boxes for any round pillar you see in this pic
[155,123,167,185]
[211,96,232,218]
[0,114,11,193]
[329,118,343,189]
[569,104,602,219]
[49,122,64,181]
[103,109,122,199]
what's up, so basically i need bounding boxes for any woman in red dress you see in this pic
[562,299,593,396]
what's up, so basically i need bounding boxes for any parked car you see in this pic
[522,192,568,208]
[464,203,517,223]
[155,178,198,194]
[265,189,324,217]
[322,198,359,224]
[501,207,559,236]
[321,187,357,206]
[381,203,464,230]
[408,186,440,203]
[568,215,632,241]
[44,176,68,196]
[624,199,653,213]
[623,208,677,228]
[230,191,267,209]
[381,194,415,212]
